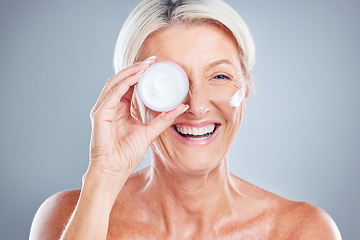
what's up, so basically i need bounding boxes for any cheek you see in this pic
[208,82,244,122]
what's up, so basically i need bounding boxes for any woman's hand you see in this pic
[57,57,190,240]
[85,56,188,190]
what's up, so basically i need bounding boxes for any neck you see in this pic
[145,154,238,234]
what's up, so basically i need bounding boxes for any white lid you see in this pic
[138,61,189,112]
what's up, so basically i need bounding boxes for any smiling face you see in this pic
[139,23,250,175]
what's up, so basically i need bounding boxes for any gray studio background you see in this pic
[0,0,359,239]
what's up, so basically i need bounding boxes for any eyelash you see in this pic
[213,74,231,81]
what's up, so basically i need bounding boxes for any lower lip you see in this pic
[171,124,221,146]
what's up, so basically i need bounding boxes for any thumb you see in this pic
[145,104,189,142]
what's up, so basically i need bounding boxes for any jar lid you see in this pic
[138,61,189,112]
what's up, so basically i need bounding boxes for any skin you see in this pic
[29,24,342,240]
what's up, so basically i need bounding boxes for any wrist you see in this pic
[61,172,124,239]
[82,167,131,204]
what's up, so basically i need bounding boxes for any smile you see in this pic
[171,122,220,145]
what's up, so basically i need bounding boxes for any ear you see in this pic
[245,70,252,98]
[241,70,252,112]
[244,82,250,99]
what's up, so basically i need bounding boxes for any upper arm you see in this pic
[287,202,342,240]
[29,190,80,240]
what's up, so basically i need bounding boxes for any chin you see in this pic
[171,150,226,176]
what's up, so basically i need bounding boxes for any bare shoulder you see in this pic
[283,201,342,240]
[230,175,342,239]
[29,189,81,240]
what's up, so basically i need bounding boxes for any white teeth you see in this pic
[176,124,216,136]
[186,136,209,140]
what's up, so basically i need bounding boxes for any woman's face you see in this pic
[140,24,249,175]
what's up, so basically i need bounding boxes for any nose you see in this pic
[183,86,210,118]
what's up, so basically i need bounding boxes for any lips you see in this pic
[171,122,220,145]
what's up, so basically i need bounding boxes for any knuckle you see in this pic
[92,110,102,121]
[90,106,99,119]
[144,127,156,143]
[91,108,103,122]
[90,107,96,117]
[161,112,172,122]
[106,77,113,84]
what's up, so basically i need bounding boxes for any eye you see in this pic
[214,74,230,81]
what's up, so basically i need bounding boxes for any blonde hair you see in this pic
[114,0,255,91]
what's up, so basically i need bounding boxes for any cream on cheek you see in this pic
[208,77,245,144]
[230,87,246,108]
[209,82,244,122]
[225,74,247,109]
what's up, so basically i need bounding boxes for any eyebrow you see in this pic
[205,59,235,71]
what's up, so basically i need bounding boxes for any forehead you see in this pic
[141,24,240,67]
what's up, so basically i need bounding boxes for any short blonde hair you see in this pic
[114,0,255,89]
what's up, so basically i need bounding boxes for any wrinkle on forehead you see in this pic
[140,24,243,75]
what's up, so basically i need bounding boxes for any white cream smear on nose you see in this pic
[230,88,245,108]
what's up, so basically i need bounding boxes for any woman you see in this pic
[30,0,341,239]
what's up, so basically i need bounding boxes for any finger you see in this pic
[113,84,134,121]
[100,72,144,110]
[92,56,157,113]
[145,104,189,142]
[121,85,135,104]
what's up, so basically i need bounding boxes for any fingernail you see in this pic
[135,69,145,75]
[145,55,157,61]
[181,104,189,113]
[139,60,151,65]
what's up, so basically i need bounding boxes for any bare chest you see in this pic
[106,216,279,240]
